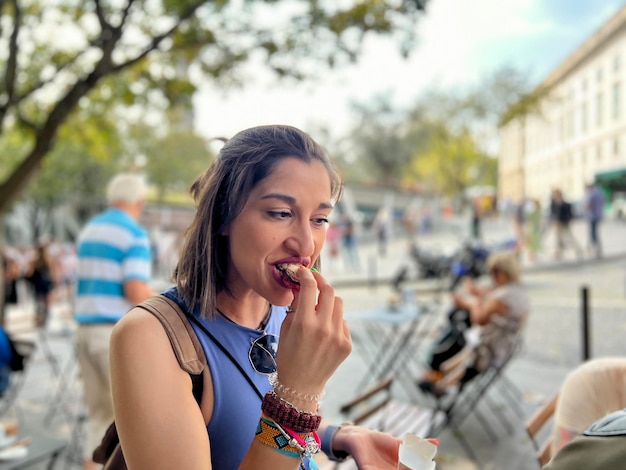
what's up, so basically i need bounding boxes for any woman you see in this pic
[551,357,626,455]
[110,125,410,469]
[419,250,528,393]
[25,242,56,328]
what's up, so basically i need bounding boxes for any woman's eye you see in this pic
[312,217,330,226]
[268,210,292,219]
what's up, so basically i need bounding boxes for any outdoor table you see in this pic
[346,300,438,395]
[0,425,67,470]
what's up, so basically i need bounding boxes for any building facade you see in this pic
[499,5,626,208]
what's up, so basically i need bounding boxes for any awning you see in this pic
[595,167,626,180]
[595,167,626,192]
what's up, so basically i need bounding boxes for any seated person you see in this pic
[543,407,626,470]
[551,357,626,455]
[419,250,528,394]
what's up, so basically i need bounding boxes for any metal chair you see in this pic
[0,339,36,420]
[422,337,526,463]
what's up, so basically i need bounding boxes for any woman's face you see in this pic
[225,157,333,306]
[490,267,509,286]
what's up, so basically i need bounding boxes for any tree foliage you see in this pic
[406,124,496,197]
[344,67,532,197]
[128,120,213,204]
[346,95,418,187]
[0,0,430,214]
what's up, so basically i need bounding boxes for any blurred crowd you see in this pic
[2,239,77,327]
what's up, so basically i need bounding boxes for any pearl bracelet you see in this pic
[269,372,325,403]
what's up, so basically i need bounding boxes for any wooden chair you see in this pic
[525,392,559,467]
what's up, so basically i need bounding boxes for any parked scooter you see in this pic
[448,238,518,290]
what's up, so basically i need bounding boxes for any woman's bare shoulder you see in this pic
[111,306,172,359]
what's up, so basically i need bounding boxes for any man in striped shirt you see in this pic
[74,173,155,470]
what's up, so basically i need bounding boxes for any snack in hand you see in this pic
[277,263,301,285]
[398,433,437,470]
[276,264,318,287]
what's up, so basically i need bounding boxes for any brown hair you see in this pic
[175,125,343,317]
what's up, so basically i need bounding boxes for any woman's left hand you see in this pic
[333,426,401,470]
[330,425,437,470]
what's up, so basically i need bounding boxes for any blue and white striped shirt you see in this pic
[74,208,152,323]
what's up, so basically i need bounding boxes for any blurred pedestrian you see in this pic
[24,242,56,328]
[549,189,583,260]
[525,199,542,262]
[324,220,341,272]
[340,213,360,271]
[373,207,391,257]
[513,197,527,251]
[74,173,155,470]
[470,198,482,240]
[584,181,605,258]
[1,251,20,327]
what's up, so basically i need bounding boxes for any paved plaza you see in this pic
[2,214,626,469]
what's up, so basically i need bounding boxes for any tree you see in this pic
[346,95,417,186]
[0,0,431,307]
[129,121,213,204]
[0,0,430,214]
[406,123,495,199]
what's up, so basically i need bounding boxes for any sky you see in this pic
[193,0,626,144]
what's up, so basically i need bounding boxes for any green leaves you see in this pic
[0,0,431,216]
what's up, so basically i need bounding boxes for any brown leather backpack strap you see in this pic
[136,295,206,376]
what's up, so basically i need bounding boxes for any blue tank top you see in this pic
[162,287,287,470]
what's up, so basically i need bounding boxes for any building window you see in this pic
[614,137,620,157]
[613,82,621,120]
[596,144,602,163]
[615,54,621,72]
[597,67,603,82]
[596,92,603,127]
[581,102,588,132]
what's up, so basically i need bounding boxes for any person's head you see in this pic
[487,250,520,285]
[175,125,343,316]
[106,173,148,219]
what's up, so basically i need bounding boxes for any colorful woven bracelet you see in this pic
[255,415,302,458]
[262,391,322,433]
[282,424,321,456]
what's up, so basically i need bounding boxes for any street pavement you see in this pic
[2,213,625,469]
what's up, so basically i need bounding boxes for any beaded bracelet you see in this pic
[269,372,325,403]
[271,390,320,413]
[262,391,322,433]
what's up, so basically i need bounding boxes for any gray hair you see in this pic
[106,173,148,205]
[487,250,521,283]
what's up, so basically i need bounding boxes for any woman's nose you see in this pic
[285,221,316,256]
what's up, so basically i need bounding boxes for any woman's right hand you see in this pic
[275,267,352,411]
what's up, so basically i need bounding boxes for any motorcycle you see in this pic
[448,238,518,290]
